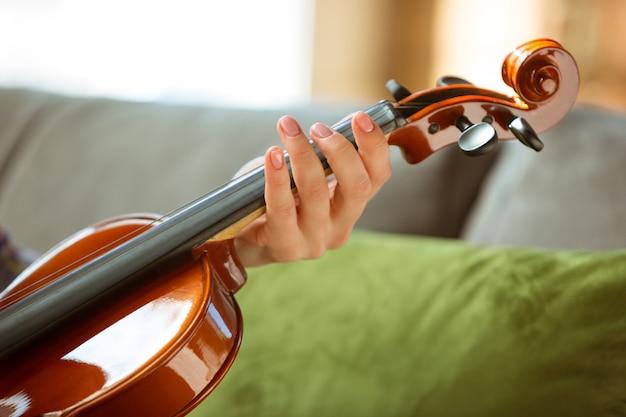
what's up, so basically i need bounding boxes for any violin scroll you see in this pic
[502,38,566,105]
[0,37,579,417]
[386,38,579,164]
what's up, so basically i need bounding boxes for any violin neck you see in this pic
[0,100,406,357]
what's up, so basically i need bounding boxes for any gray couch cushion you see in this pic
[0,88,497,252]
[0,89,347,251]
[463,105,626,250]
[356,145,498,237]
[0,89,50,176]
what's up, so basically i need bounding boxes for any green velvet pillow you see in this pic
[190,231,626,417]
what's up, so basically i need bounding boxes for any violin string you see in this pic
[0,216,168,308]
[0,171,255,307]
[0,102,433,308]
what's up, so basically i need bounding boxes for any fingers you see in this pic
[279,117,331,231]
[310,112,391,245]
[311,111,390,200]
[276,116,331,255]
[255,143,301,261]
[270,112,390,251]
[235,112,391,267]
[351,111,392,193]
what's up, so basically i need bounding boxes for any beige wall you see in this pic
[312,0,626,111]
[559,0,626,110]
[429,0,563,92]
[311,0,436,102]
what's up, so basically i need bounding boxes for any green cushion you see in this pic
[190,232,626,417]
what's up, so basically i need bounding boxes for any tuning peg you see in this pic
[456,115,498,156]
[508,117,544,151]
[386,79,412,101]
[436,76,473,87]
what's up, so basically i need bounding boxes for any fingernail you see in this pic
[311,122,333,139]
[279,116,301,137]
[355,112,374,132]
[270,148,284,169]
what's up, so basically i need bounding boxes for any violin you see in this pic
[0,39,578,417]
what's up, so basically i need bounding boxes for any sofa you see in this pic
[1,87,626,416]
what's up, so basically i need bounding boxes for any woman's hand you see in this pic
[234,111,391,267]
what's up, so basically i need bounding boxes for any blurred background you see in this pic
[0,0,624,111]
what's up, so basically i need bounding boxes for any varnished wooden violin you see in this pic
[0,39,578,416]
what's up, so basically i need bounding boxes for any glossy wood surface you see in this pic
[0,38,579,417]
[0,216,244,416]
[388,39,579,163]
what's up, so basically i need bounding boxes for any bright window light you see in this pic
[0,0,315,108]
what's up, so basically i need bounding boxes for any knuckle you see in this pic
[304,181,331,203]
[306,241,327,260]
[351,175,374,202]
[318,133,354,156]
[275,239,326,262]
[335,136,356,154]
[269,200,296,218]
[273,251,298,263]
[360,130,388,151]
[328,230,351,250]
[270,242,301,263]
[372,136,390,152]
[378,164,393,184]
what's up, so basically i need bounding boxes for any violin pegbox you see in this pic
[385,38,579,164]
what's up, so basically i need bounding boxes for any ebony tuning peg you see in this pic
[437,76,499,156]
[456,115,498,156]
[387,76,543,155]
[436,76,473,87]
[508,117,544,151]
[386,79,412,101]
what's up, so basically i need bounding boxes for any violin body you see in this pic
[0,215,246,416]
[0,39,579,416]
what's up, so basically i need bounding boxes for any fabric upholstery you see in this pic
[1,88,626,417]
[0,88,497,253]
[191,231,626,417]
[463,105,626,251]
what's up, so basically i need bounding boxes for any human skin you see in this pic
[234,111,391,267]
